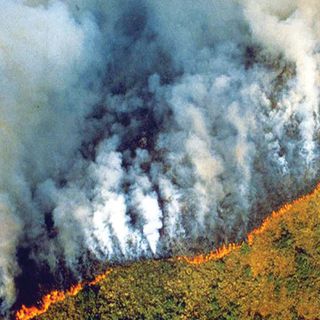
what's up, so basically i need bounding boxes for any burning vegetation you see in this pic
[1,1,320,318]
[15,184,320,320]
[15,271,112,320]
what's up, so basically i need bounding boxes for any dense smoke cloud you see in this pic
[0,0,319,315]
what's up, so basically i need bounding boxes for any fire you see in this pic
[178,243,241,265]
[180,183,320,265]
[88,273,109,286]
[15,270,112,320]
[15,183,320,320]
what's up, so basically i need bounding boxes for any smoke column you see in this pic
[0,0,319,315]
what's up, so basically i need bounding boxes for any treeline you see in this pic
[36,188,320,320]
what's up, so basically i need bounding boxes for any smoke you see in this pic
[0,0,319,315]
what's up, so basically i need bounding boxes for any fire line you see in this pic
[15,183,320,320]
[15,270,112,320]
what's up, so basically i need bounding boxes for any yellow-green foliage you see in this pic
[37,189,320,320]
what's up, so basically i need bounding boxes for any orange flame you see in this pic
[15,270,112,320]
[15,182,320,319]
[178,243,241,264]
[180,183,320,265]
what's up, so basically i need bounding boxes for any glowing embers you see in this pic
[15,270,112,320]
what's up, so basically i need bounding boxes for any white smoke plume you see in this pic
[0,0,319,315]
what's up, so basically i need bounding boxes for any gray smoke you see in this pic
[0,0,319,314]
